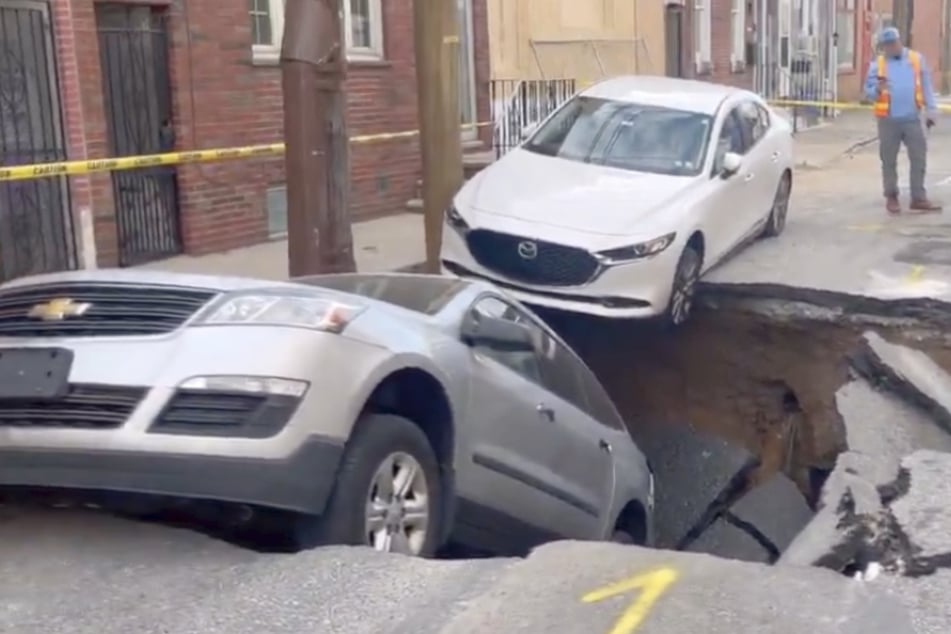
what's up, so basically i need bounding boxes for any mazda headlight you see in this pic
[597,233,676,264]
[445,204,470,233]
[197,294,365,332]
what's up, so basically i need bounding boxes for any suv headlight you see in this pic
[445,204,470,233]
[597,232,676,264]
[195,293,365,332]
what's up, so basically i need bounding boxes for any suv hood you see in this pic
[469,149,695,236]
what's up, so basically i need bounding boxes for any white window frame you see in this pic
[836,0,856,71]
[729,0,746,71]
[252,0,384,66]
[693,0,712,73]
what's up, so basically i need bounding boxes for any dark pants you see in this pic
[878,117,928,200]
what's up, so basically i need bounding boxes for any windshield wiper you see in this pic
[584,109,644,164]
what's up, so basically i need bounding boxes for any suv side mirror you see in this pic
[461,313,535,352]
[720,151,742,178]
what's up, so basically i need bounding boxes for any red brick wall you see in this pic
[50,0,94,265]
[910,0,944,89]
[53,0,490,265]
[684,0,754,89]
[837,1,868,102]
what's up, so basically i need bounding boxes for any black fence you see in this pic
[97,3,182,267]
[0,1,77,282]
[489,79,577,158]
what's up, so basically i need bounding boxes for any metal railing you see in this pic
[489,79,576,158]
[0,1,77,282]
[754,56,837,133]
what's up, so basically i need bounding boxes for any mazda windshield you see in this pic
[522,96,713,177]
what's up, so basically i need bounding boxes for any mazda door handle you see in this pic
[536,403,555,422]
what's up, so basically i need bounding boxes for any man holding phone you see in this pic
[864,26,941,214]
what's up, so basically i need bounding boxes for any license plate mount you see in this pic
[0,348,73,399]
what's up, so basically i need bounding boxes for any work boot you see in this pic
[885,195,901,214]
[910,198,942,213]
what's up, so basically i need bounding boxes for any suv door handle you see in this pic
[598,439,612,453]
[744,172,754,181]
[771,151,780,162]
[536,403,555,422]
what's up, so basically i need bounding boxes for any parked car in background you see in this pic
[0,271,653,556]
[441,75,794,326]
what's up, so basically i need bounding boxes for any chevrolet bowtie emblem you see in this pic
[28,298,92,321]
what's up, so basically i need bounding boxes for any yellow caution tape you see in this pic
[0,122,494,182]
[0,144,286,182]
[4,96,950,183]
[769,98,951,113]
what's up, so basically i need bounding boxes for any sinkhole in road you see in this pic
[16,288,951,562]
[541,291,951,508]
[128,289,951,559]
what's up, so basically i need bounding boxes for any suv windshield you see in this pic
[522,96,713,176]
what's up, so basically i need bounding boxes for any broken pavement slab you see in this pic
[891,450,951,563]
[438,541,915,634]
[779,451,898,570]
[631,421,759,549]
[879,568,951,634]
[684,518,772,563]
[835,378,951,463]
[726,473,813,556]
[851,331,951,435]
[0,508,519,634]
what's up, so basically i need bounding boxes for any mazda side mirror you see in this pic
[520,122,538,141]
[720,151,742,178]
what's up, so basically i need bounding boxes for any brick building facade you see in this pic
[42,0,489,268]
[841,0,946,101]
[671,0,947,104]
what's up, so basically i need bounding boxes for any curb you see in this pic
[795,135,878,170]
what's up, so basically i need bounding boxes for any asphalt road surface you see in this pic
[706,122,951,304]
[0,508,914,634]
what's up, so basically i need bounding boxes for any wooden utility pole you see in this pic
[942,0,951,93]
[281,0,356,276]
[414,0,465,272]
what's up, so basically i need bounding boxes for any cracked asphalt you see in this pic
[6,116,951,633]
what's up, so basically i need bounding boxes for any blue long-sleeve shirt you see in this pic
[864,48,938,120]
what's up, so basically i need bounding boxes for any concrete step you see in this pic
[406,198,423,214]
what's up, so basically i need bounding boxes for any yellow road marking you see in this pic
[905,264,926,283]
[582,567,679,634]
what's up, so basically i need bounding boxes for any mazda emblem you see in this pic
[517,240,538,259]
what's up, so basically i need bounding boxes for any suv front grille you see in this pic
[465,229,600,287]
[151,389,301,439]
[0,384,147,429]
[0,283,216,337]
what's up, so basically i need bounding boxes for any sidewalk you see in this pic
[137,212,425,279]
[792,110,878,169]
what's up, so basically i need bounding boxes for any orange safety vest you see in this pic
[875,50,925,118]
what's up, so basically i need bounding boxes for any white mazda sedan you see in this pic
[440,76,793,325]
